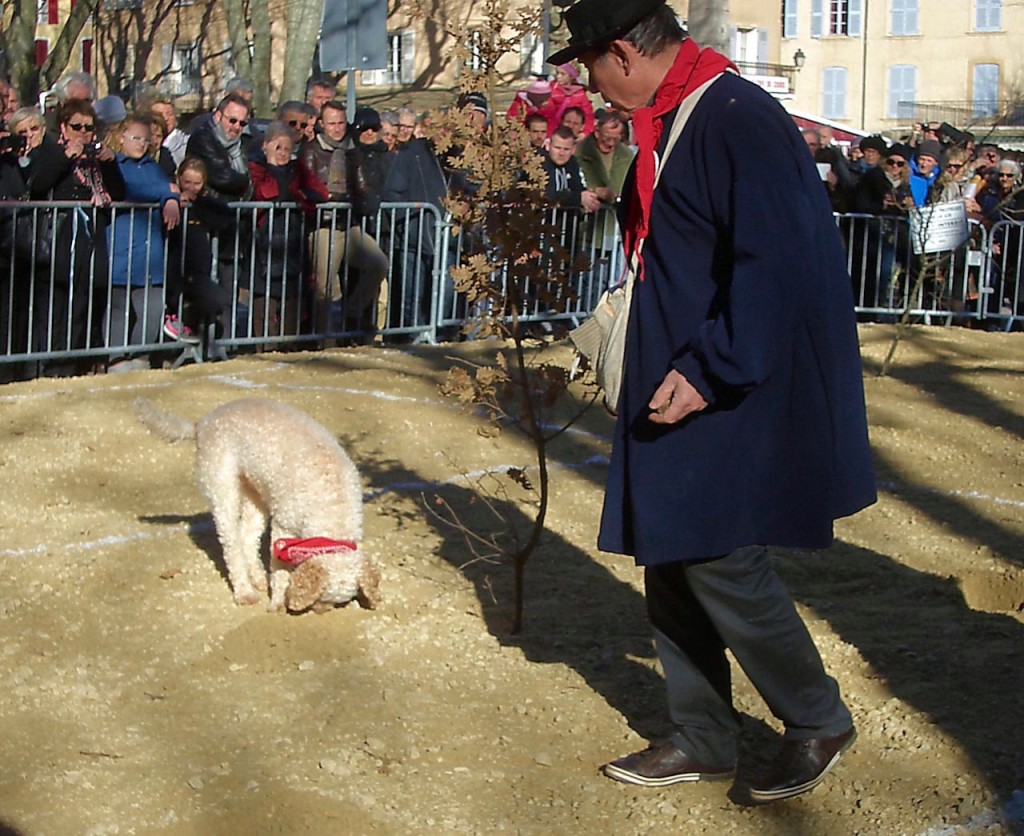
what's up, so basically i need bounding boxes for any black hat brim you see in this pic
[548,0,666,65]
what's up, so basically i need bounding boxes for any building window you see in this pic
[783,0,798,38]
[975,0,1001,31]
[972,63,1000,116]
[81,37,93,74]
[890,0,918,35]
[34,38,49,68]
[811,0,862,37]
[822,66,847,118]
[362,30,415,86]
[887,64,916,119]
[466,30,484,73]
[166,43,201,96]
[731,27,768,66]
[47,0,58,24]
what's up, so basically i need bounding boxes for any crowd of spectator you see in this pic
[0,63,1021,381]
[799,120,1024,325]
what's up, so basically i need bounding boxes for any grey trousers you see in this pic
[645,545,852,767]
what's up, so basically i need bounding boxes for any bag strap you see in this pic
[627,71,727,280]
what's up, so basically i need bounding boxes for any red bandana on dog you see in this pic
[272,537,358,565]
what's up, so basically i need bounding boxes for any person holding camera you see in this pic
[0,109,30,378]
[25,99,125,374]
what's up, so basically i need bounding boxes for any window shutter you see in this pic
[757,28,769,63]
[822,67,847,118]
[35,39,49,68]
[848,0,862,36]
[400,30,415,85]
[783,0,798,39]
[47,0,58,24]
[811,0,823,38]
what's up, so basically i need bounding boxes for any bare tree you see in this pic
[686,0,730,53]
[1,0,98,101]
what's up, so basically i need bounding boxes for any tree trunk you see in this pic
[3,0,41,103]
[250,0,273,115]
[687,0,730,54]
[220,0,254,87]
[281,0,325,102]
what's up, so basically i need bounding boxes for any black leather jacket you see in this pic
[185,120,252,201]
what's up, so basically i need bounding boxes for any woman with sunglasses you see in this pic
[23,99,125,374]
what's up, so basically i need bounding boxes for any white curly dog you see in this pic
[135,398,380,613]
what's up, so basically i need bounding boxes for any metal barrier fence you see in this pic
[1,200,1021,378]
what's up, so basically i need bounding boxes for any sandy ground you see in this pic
[0,326,1022,835]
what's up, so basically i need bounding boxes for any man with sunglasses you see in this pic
[186,93,253,201]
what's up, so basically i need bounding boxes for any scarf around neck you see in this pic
[623,39,736,280]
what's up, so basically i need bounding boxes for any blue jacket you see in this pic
[598,74,876,564]
[108,154,179,287]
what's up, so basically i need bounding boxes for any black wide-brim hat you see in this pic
[548,0,667,65]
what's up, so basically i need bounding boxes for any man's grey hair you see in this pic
[394,107,416,124]
[380,110,397,127]
[224,77,255,99]
[998,159,1021,178]
[275,100,306,119]
[621,5,686,58]
[305,75,335,98]
[55,71,96,103]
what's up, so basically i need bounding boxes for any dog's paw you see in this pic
[233,589,263,606]
[356,561,381,610]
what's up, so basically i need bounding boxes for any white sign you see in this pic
[910,201,970,254]
[747,75,791,95]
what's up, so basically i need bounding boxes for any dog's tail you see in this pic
[133,397,197,443]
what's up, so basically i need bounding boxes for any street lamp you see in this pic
[793,49,806,70]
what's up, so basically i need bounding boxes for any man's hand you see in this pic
[581,189,601,213]
[648,368,707,425]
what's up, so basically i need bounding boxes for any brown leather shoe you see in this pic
[603,740,736,787]
[748,727,857,803]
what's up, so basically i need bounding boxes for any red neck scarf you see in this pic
[623,40,737,279]
[273,537,358,565]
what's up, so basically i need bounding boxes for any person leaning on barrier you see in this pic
[247,120,327,342]
[575,109,634,207]
[27,99,125,375]
[0,110,30,378]
[300,99,389,337]
[974,159,1024,325]
[381,117,448,330]
[105,112,181,369]
[165,157,232,348]
[186,93,254,202]
[350,107,392,196]
[186,93,254,308]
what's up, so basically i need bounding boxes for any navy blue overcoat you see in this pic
[598,74,876,565]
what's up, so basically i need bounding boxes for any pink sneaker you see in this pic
[163,314,200,344]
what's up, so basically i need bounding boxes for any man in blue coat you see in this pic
[551,0,876,803]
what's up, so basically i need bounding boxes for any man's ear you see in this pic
[606,40,636,76]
